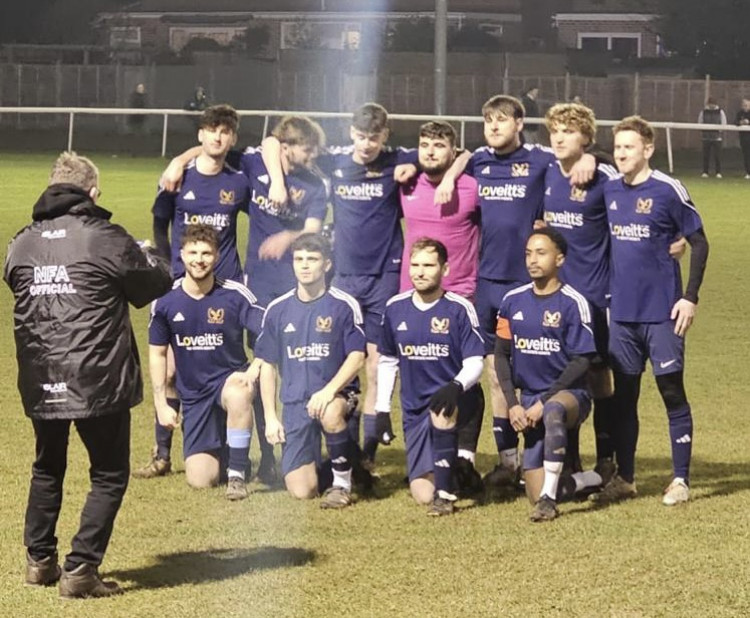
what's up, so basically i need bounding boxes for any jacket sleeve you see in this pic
[112,225,172,308]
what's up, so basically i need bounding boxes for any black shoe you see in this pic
[25,551,61,586]
[351,454,378,494]
[59,563,123,599]
[454,457,484,497]
[556,470,578,503]
[256,456,279,486]
[530,495,559,522]
[427,496,455,516]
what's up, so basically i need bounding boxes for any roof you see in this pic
[558,0,664,14]
[112,0,522,13]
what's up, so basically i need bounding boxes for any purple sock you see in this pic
[667,404,692,482]
[431,425,458,495]
[155,397,179,460]
[363,413,378,461]
[324,429,353,477]
[227,428,251,476]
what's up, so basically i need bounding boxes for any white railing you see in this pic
[1,106,748,173]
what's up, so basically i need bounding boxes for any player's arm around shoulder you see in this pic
[260,136,288,208]
[434,150,473,205]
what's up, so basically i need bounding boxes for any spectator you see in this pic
[734,98,750,179]
[521,86,541,144]
[128,83,148,134]
[698,97,727,178]
[184,86,209,112]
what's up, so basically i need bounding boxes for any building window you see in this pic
[110,26,141,48]
[169,27,246,51]
[578,33,641,58]
[281,21,361,50]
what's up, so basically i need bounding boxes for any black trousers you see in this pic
[24,410,130,570]
[702,141,722,174]
[740,135,750,174]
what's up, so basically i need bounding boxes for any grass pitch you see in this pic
[0,153,749,617]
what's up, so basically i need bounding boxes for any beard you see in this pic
[420,159,451,176]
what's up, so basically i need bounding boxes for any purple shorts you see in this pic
[333,271,400,344]
[609,320,685,376]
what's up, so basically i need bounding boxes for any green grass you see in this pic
[1,153,749,617]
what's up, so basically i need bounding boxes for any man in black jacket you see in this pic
[4,151,171,599]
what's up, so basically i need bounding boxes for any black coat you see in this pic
[4,184,172,420]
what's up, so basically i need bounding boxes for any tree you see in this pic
[659,0,750,79]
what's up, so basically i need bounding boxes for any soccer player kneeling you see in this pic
[148,224,265,500]
[255,234,365,508]
[494,229,597,522]
[376,238,485,516]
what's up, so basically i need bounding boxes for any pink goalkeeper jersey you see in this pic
[399,172,480,298]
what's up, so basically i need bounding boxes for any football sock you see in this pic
[541,460,563,500]
[362,413,378,462]
[155,397,180,461]
[227,428,251,479]
[593,395,616,461]
[542,400,567,464]
[431,425,458,495]
[655,371,692,483]
[571,470,603,492]
[564,426,582,472]
[493,417,518,468]
[325,429,353,491]
[665,404,692,482]
[253,392,274,461]
[346,408,362,446]
[613,372,641,484]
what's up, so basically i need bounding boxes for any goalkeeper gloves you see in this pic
[428,380,463,417]
[375,412,395,445]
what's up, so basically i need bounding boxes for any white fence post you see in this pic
[67,112,75,152]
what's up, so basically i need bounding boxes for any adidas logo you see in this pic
[331,456,348,465]
[258,174,269,184]
[397,321,408,331]
[434,459,451,468]
[173,312,185,322]
[545,187,551,196]
[183,190,196,201]
[675,434,692,444]
[492,426,504,433]
[481,165,491,175]
[334,169,344,178]
[283,323,296,333]
[609,201,617,210]
[512,310,524,320]
[553,447,566,455]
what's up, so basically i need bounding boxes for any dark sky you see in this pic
[0,1,131,44]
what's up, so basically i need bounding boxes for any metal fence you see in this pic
[1,106,749,174]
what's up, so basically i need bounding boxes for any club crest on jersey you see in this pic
[569,186,587,203]
[289,187,306,204]
[635,198,653,214]
[542,310,561,328]
[511,162,530,177]
[430,317,450,334]
[219,190,235,205]
[207,307,225,324]
[316,316,332,333]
